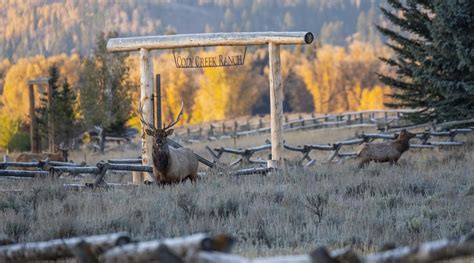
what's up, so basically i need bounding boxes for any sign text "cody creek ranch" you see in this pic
[172,48,247,68]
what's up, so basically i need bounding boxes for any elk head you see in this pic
[55,142,69,161]
[138,101,184,148]
[398,129,416,141]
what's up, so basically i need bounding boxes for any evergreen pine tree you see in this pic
[37,66,77,147]
[79,32,131,134]
[426,1,474,121]
[37,65,60,144]
[53,79,76,145]
[377,0,473,123]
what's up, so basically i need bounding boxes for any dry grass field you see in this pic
[0,127,473,258]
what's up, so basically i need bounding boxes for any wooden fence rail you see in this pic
[172,109,417,143]
[0,231,472,262]
[209,127,474,167]
[1,122,472,183]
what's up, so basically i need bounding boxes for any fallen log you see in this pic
[0,232,130,262]
[101,233,234,263]
[191,247,357,263]
[365,232,474,262]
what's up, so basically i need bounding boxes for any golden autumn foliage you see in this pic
[1,41,393,129]
[192,47,264,124]
[1,53,81,119]
[0,59,11,103]
[295,40,392,113]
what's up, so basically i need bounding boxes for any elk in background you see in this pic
[15,144,69,163]
[356,129,416,168]
[139,102,199,184]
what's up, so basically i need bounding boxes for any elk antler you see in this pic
[163,101,184,130]
[138,102,156,132]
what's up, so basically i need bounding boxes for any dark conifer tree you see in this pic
[79,32,132,134]
[37,65,77,148]
[377,0,473,123]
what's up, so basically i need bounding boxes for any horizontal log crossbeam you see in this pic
[107,32,314,52]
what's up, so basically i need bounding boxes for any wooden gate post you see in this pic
[47,81,54,152]
[28,83,40,153]
[268,42,284,169]
[154,74,162,129]
[133,48,155,184]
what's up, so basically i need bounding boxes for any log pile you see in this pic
[0,231,472,262]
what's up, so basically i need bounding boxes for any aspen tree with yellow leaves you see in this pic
[1,54,81,119]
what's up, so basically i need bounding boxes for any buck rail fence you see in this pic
[206,126,474,167]
[1,121,472,187]
[172,109,417,143]
[0,231,472,262]
[0,159,272,189]
[0,136,273,188]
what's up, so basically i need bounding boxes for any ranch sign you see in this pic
[107,31,314,177]
[172,47,247,68]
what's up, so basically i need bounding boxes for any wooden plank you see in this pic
[107,32,314,52]
[268,42,284,169]
[0,232,130,262]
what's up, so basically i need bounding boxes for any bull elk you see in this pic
[139,102,199,184]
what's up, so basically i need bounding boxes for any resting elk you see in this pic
[15,145,69,163]
[139,102,199,184]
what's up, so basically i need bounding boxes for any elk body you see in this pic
[15,148,68,163]
[356,129,416,168]
[140,103,198,184]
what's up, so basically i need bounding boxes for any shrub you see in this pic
[0,111,21,151]
[8,131,30,152]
